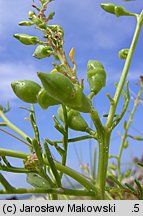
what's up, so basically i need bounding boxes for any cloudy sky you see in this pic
[0,0,143,192]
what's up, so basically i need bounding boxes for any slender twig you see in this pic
[0,128,31,147]
[117,81,143,182]
[0,110,30,141]
[60,105,68,178]
[0,187,96,197]
[0,149,100,196]
[44,141,62,187]
[106,12,143,129]
[0,173,15,191]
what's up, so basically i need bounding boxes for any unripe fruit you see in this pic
[58,105,89,132]
[37,72,91,113]
[11,80,41,103]
[87,60,106,95]
[37,88,60,109]
[13,34,39,45]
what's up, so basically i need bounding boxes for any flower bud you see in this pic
[33,45,53,59]
[118,48,129,59]
[13,34,39,45]
[48,25,64,37]
[24,155,40,171]
[11,80,41,103]
[28,11,35,18]
[47,11,55,20]
[18,21,34,26]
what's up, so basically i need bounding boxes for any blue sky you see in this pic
[0,0,143,192]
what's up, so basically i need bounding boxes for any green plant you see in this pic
[0,0,143,200]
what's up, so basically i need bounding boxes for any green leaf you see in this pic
[26,173,51,189]
[134,179,143,200]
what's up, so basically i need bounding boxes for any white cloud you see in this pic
[0,61,40,102]
[0,0,31,36]
[107,69,142,83]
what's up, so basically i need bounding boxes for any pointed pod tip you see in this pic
[37,72,43,78]
[11,82,15,89]
[37,72,40,76]
[11,81,18,88]
[37,72,50,79]
[13,34,18,39]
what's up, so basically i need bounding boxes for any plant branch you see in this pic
[0,173,15,191]
[117,81,143,182]
[106,11,143,129]
[0,128,31,147]
[0,187,96,197]
[0,110,31,142]
[0,148,101,197]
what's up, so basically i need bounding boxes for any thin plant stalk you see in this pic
[117,81,143,182]
[95,11,143,199]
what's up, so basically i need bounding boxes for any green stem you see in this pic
[0,110,30,141]
[0,173,15,191]
[90,107,104,137]
[0,164,31,173]
[32,139,55,187]
[117,83,143,182]
[90,107,108,199]
[50,135,96,144]
[44,141,62,187]
[0,187,96,197]
[56,49,76,80]
[0,148,29,159]
[0,149,101,197]
[60,105,68,178]
[94,10,143,198]
[106,11,143,129]
[96,129,111,199]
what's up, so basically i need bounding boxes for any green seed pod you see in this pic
[18,21,34,26]
[37,72,91,113]
[87,60,104,71]
[100,3,116,14]
[11,80,41,103]
[101,3,134,17]
[13,34,39,45]
[115,6,131,17]
[66,84,91,113]
[87,60,106,95]
[37,72,75,103]
[58,105,89,132]
[118,48,129,59]
[33,45,53,59]
[37,88,60,109]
